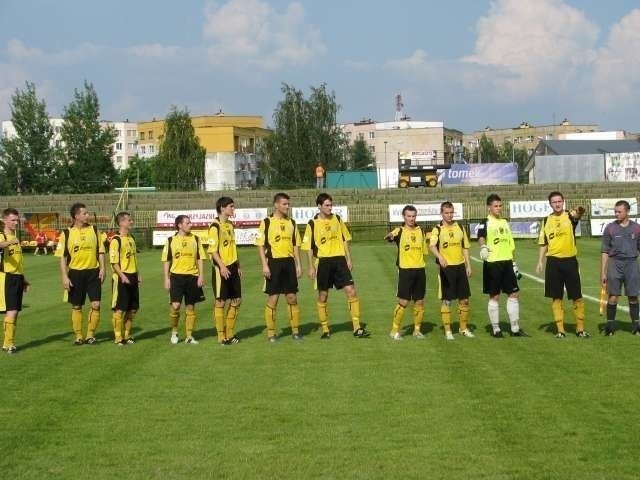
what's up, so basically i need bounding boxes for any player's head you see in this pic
[216,196,234,214]
[70,202,89,224]
[2,208,19,230]
[548,191,564,213]
[440,201,455,223]
[401,205,417,227]
[486,194,502,217]
[614,200,631,221]
[115,211,132,228]
[273,192,291,216]
[175,215,191,232]
[316,193,333,216]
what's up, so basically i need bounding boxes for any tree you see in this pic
[473,134,500,163]
[59,81,117,193]
[117,155,155,187]
[152,107,205,191]
[262,83,347,186]
[0,82,59,194]
[349,139,375,170]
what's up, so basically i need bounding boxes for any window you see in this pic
[345,131,352,139]
[127,130,135,137]
[368,131,375,139]
[369,145,375,153]
[115,142,122,150]
[140,146,146,154]
[128,143,135,149]
[139,132,145,140]
[526,136,534,142]
[148,145,155,154]
[115,130,121,138]
[357,133,364,140]
[148,130,153,140]
[116,156,122,163]
[514,137,522,144]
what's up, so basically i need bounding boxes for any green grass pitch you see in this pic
[2,238,639,479]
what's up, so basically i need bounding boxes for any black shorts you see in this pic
[0,272,25,313]
[396,268,426,301]
[545,256,582,300]
[170,273,205,305]
[482,260,519,296]
[212,261,242,300]
[264,257,298,295]
[439,263,471,301]
[316,256,354,291]
[67,268,101,306]
[111,272,140,311]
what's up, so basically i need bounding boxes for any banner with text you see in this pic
[605,152,640,182]
[590,198,637,217]
[156,208,267,227]
[470,221,581,239]
[152,228,260,246]
[440,163,517,186]
[590,219,638,236]
[291,206,349,223]
[389,203,463,222]
[509,200,555,219]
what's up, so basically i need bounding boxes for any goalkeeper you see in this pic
[535,191,589,338]
[477,194,527,337]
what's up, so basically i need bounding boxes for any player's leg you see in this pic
[265,294,279,340]
[67,269,86,345]
[564,258,588,337]
[390,298,409,339]
[2,311,17,353]
[168,274,183,343]
[503,261,524,336]
[212,264,227,343]
[183,276,201,343]
[484,262,502,337]
[1,273,21,352]
[604,261,623,335]
[438,267,453,339]
[316,259,331,337]
[412,269,426,338]
[624,261,640,334]
[123,275,139,343]
[224,265,242,343]
[545,258,566,336]
[285,293,301,339]
[85,269,102,344]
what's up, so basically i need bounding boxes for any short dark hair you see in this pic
[316,193,332,206]
[440,201,454,212]
[548,191,564,202]
[115,211,131,226]
[402,205,417,215]
[215,196,234,214]
[175,215,190,229]
[615,200,631,211]
[486,194,501,205]
[2,208,19,218]
[273,192,290,203]
[70,203,87,219]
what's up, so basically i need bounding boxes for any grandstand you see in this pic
[2,182,638,245]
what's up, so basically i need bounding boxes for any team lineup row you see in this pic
[2,191,639,353]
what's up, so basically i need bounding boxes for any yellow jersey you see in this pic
[0,232,24,275]
[477,216,515,262]
[109,234,138,274]
[301,214,351,258]
[55,225,104,270]
[207,218,238,265]
[430,222,469,266]
[389,226,427,269]
[161,233,206,276]
[538,211,578,258]
[255,215,301,259]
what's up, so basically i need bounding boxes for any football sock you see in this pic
[572,298,585,332]
[71,308,83,340]
[507,297,520,332]
[316,302,330,333]
[629,302,639,321]
[185,309,196,337]
[440,303,452,333]
[87,308,100,338]
[412,305,424,332]
[112,311,123,343]
[488,300,500,333]
[552,299,565,333]
[347,297,361,331]
[287,303,300,335]
[606,303,617,324]
[214,306,225,342]
[265,304,276,338]
[3,316,15,347]
[169,307,180,333]
[458,303,470,331]
[225,304,240,339]
[124,311,134,339]
[391,304,405,334]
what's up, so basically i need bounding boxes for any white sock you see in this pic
[507,297,520,332]
[488,299,500,332]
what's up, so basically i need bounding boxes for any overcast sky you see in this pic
[1,0,638,132]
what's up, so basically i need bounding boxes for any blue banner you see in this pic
[440,163,518,186]
[470,221,581,239]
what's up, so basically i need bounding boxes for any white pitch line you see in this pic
[470,256,629,312]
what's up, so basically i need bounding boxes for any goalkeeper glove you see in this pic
[513,262,522,280]
[479,245,489,261]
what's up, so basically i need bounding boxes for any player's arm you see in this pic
[60,255,71,290]
[293,246,302,278]
[0,236,18,248]
[257,245,271,279]
[535,245,547,274]
[211,250,230,279]
[428,227,447,267]
[600,252,609,286]
[197,258,204,288]
[162,261,171,291]
[477,221,489,260]
[463,247,472,277]
[306,249,316,279]
[343,239,353,271]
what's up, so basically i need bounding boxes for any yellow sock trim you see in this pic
[573,298,585,332]
[413,305,424,331]
[185,309,196,337]
[124,311,134,339]
[169,307,180,332]
[316,302,329,333]
[112,311,123,343]
[71,308,83,340]
[214,306,225,342]
[552,299,565,333]
[348,297,361,331]
[391,304,406,334]
[288,303,300,334]
[440,304,452,333]
[225,304,239,339]
[265,305,276,337]
[87,308,100,338]
[3,317,16,347]
[458,304,470,331]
